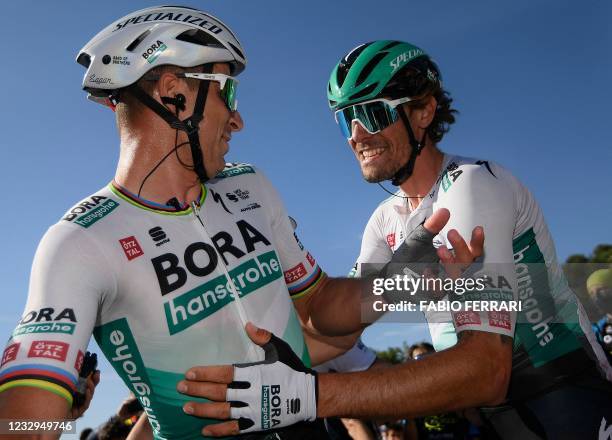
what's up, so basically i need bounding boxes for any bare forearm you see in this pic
[0,387,71,440]
[303,328,362,366]
[317,332,511,419]
[303,277,376,336]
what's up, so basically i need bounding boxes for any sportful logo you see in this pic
[149,226,170,247]
[142,40,167,64]
[63,196,119,228]
[287,398,301,415]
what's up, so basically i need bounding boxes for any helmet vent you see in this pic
[177,29,224,48]
[76,53,91,68]
[227,42,244,60]
[126,30,151,52]
[356,52,387,86]
[343,42,370,65]
[381,41,401,51]
[336,42,370,88]
[349,83,378,101]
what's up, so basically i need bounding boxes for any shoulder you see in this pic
[209,162,283,202]
[212,162,260,181]
[435,155,518,197]
[59,185,121,230]
[209,162,272,191]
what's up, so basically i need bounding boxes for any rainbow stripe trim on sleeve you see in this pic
[288,266,326,300]
[0,379,73,405]
[0,364,77,404]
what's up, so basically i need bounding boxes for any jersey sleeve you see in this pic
[0,224,113,405]
[435,161,518,339]
[255,170,326,300]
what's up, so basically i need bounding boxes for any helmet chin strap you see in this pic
[125,64,213,184]
[391,106,427,186]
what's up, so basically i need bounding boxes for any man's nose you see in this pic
[351,120,372,143]
[229,110,244,131]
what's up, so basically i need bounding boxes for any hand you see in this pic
[70,370,100,419]
[389,208,484,278]
[177,323,317,437]
[437,225,484,278]
[385,208,452,273]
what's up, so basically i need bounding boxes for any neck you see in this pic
[398,144,444,204]
[114,124,202,206]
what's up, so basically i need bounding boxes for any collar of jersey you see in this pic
[393,154,456,209]
[108,181,207,216]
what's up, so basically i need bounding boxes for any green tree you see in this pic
[375,346,405,364]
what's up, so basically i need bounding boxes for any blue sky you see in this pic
[1,0,610,434]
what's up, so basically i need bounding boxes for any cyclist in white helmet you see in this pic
[0,9,481,440]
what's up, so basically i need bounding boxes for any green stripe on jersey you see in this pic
[513,228,581,367]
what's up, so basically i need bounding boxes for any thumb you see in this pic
[423,208,450,234]
[245,322,272,346]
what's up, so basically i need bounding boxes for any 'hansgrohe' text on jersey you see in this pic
[0,164,324,440]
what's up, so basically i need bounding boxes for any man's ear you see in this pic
[417,95,437,129]
[155,71,181,102]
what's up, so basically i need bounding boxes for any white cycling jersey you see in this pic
[0,163,325,440]
[353,154,611,399]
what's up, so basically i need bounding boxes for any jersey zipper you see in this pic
[190,201,260,362]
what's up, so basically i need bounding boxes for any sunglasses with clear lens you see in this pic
[179,73,239,112]
[334,96,413,139]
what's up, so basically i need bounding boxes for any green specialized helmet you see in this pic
[327,40,441,111]
[587,269,612,292]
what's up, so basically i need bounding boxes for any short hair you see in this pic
[407,342,434,360]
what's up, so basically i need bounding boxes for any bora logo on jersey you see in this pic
[13,307,77,337]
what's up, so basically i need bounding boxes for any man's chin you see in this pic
[361,165,397,183]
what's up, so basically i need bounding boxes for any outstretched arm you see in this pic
[294,209,481,337]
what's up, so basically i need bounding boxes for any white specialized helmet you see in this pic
[76,6,247,183]
[77,5,246,100]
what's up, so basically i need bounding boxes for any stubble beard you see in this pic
[360,158,403,183]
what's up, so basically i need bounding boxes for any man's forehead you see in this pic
[213,63,231,75]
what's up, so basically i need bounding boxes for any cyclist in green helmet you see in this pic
[180,40,612,440]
